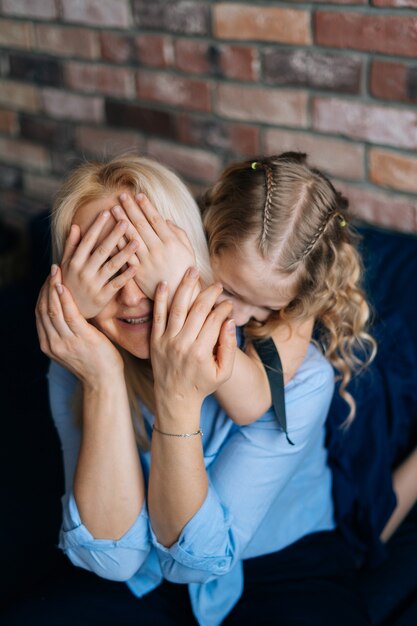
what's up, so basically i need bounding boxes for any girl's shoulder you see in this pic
[286,343,333,392]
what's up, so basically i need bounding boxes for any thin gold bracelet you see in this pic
[152,424,203,438]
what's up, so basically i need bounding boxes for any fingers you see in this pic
[151,281,168,341]
[166,267,200,336]
[54,282,90,336]
[88,219,129,274]
[210,317,237,378]
[101,264,137,299]
[114,193,160,249]
[61,224,81,264]
[71,210,112,265]
[98,238,139,282]
[48,265,73,338]
[181,283,225,342]
[135,193,172,241]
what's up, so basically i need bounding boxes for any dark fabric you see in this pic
[2,531,370,626]
[359,503,417,626]
[252,337,293,445]
[324,224,417,566]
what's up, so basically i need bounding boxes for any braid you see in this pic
[300,212,335,261]
[251,161,275,249]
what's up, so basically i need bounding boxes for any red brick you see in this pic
[216,84,308,127]
[137,71,211,112]
[0,136,49,171]
[2,0,58,19]
[294,0,367,3]
[369,149,417,194]
[313,97,417,150]
[177,115,260,155]
[175,40,259,81]
[99,32,134,63]
[0,19,34,49]
[372,0,417,6]
[147,139,222,183]
[315,12,417,58]
[0,109,18,134]
[0,79,40,112]
[132,1,209,35]
[135,34,174,68]
[214,3,311,45]
[75,126,145,157]
[24,172,61,200]
[35,25,99,59]
[105,100,177,139]
[218,45,259,81]
[42,88,104,122]
[336,181,417,233]
[64,62,134,97]
[370,60,417,104]
[264,49,361,93]
[61,0,132,28]
[264,129,364,181]
[174,39,212,74]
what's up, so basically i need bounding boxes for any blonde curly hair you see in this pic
[200,152,376,423]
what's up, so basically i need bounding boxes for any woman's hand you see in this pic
[150,268,237,419]
[111,193,198,305]
[36,265,123,386]
[61,211,139,319]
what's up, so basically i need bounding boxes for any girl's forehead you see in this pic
[213,247,295,307]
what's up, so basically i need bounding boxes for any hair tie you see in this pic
[251,161,259,170]
[335,212,347,227]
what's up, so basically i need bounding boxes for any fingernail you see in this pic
[51,264,58,276]
[129,240,139,249]
[188,267,199,279]
[118,220,128,230]
[215,282,223,291]
[136,193,144,201]
[56,284,63,295]
[227,319,236,333]
[158,281,167,293]
[102,210,110,219]
[112,205,122,215]
[119,192,127,201]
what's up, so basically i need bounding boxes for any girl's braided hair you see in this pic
[200,152,376,424]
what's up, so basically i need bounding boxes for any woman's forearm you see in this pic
[73,371,145,540]
[380,446,417,543]
[148,399,208,547]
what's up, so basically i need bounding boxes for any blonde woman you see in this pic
[35,154,372,625]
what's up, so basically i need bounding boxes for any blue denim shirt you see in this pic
[48,343,335,626]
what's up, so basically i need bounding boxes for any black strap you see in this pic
[252,338,294,446]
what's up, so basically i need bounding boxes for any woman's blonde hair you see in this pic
[51,154,212,449]
[200,152,376,423]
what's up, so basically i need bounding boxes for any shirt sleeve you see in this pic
[48,361,151,581]
[149,350,335,584]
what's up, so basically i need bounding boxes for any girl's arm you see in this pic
[36,267,146,541]
[380,446,417,543]
[215,317,315,424]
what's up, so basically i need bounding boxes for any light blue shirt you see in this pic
[48,343,335,626]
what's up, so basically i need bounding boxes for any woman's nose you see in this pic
[117,278,146,307]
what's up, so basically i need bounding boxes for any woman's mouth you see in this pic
[117,315,153,330]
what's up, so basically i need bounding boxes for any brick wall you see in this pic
[0,0,417,232]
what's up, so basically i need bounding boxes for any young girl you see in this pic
[37,153,374,626]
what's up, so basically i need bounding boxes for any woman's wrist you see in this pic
[81,361,125,393]
[154,396,202,432]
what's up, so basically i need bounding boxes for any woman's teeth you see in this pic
[123,316,151,325]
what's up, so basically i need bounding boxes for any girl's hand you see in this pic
[36,265,123,386]
[61,211,139,319]
[150,268,237,416]
[111,193,198,305]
